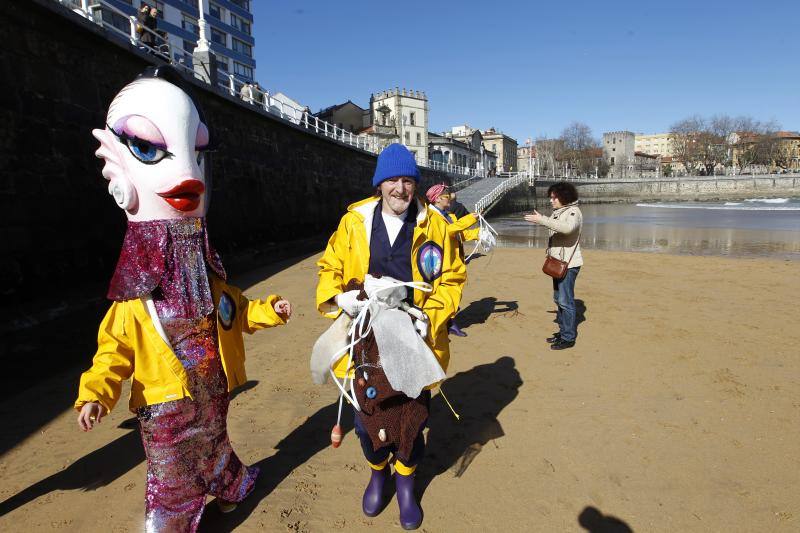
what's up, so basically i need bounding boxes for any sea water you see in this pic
[487,197,800,259]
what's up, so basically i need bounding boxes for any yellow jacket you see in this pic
[316,196,466,376]
[75,275,286,414]
[437,210,480,244]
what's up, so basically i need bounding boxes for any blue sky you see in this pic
[253,0,799,141]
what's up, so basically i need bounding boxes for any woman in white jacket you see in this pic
[524,182,583,350]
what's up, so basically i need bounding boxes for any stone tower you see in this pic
[602,131,635,178]
[369,88,429,164]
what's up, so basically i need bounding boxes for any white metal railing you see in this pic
[474,173,529,213]
[54,0,484,180]
[66,0,196,77]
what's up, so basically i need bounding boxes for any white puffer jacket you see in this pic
[539,202,583,268]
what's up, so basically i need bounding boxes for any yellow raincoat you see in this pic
[316,196,466,376]
[75,275,286,414]
[441,211,480,245]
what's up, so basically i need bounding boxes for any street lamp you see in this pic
[526,137,533,180]
[194,0,210,53]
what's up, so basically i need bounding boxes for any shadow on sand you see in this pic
[0,426,144,518]
[198,400,355,532]
[416,356,522,500]
[0,381,260,518]
[578,506,633,532]
[457,297,519,329]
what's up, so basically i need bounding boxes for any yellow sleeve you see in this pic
[422,227,467,340]
[74,302,135,414]
[447,213,480,241]
[316,215,349,318]
[238,293,287,334]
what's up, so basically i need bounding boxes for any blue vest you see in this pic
[368,200,417,285]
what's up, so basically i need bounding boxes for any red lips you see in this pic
[157,180,205,212]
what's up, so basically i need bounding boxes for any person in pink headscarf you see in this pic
[425,184,478,337]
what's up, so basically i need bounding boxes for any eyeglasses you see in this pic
[439,194,452,200]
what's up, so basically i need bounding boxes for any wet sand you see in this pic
[0,249,798,532]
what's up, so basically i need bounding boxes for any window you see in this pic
[611,157,615,164]
[492,143,497,152]
[416,132,421,145]
[182,39,195,54]
[217,57,229,72]
[404,132,410,144]
[232,37,252,57]
[229,0,250,9]
[103,10,130,34]
[410,112,415,125]
[211,27,227,46]
[181,14,199,35]
[233,61,253,79]
[230,13,251,35]
[209,2,222,19]
[153,1,165,18]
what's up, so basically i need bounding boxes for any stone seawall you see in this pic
[534,176,800,205]
[1,0,448,304]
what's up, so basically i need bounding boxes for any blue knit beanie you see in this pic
[372,143,421,187]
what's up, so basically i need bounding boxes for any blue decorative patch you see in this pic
[417,241,444,282]
[218,291,235,330]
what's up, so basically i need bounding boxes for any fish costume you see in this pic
[74,66,289,532]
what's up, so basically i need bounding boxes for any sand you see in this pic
[0,248,798,532]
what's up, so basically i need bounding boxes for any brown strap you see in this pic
[546,210,581,264]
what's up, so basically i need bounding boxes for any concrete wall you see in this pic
[486,183,536,215]
[534,176,800,204]
[0,0,448,305]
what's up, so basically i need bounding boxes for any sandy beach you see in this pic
[0,248,798,532]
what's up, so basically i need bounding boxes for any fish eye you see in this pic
[126,138,168,164]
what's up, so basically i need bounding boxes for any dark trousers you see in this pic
[353,391,430,467]
[552,266,580,342]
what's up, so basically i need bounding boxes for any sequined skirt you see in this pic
[138,392,258,533]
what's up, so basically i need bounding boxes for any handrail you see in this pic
[54,0,486,181]
[474,173,529,213]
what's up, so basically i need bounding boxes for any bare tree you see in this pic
[670,115,704,175]
[560,122,595,151]
[560,122,599,177]
[731,119,781,173]
[535,137,565,177]
[672,114,782,176]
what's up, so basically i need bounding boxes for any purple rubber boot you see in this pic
[448,322,468,337]
[362,466,389,517]
[395,472,422,530]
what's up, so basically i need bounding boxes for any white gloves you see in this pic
[335,290,366,317]
[413,316,429,339]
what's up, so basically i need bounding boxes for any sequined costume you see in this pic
[76,219,286,532]
[132,219,257,532]
[76,67,288,532]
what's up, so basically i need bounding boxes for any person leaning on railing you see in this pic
[136,4,157,48]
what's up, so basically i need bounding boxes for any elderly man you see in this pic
[316,143,465,530]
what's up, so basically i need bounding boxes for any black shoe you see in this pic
[546,333,561,343]
[550,339,575,350]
